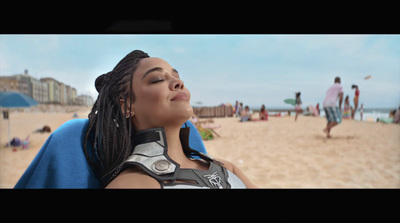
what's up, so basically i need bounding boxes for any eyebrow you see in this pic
[141,67,179,80]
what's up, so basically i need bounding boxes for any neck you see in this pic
[163,125,191,165]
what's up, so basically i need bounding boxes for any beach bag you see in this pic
[9,137,21,147]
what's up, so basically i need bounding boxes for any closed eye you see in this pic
[151,79,164,84]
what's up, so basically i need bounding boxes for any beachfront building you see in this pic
[11,74,30,96]
[0,76,19,92]
[40,77,60,104]
[31,76,49,103]
[59,82,67,105]
[71,87,77,104]
[0,70,81,105]
[0,70,49,103]
[76,94,94,106]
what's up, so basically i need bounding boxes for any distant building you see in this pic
[76,95,94,106]
[0,70,49,103]
[31,76,48,103]
[40,77,61,104]
[71,88,77,104]
[59,82,67,104]
[0,70,84,106]
[0,76,19,92]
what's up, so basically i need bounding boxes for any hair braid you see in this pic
[84,50,150,187]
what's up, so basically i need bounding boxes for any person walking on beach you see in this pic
[323,77,343,138]
[351,84,360,119]
[294,92,303,122]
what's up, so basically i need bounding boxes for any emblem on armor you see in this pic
[152,159,172,174]
[204,171,223,188]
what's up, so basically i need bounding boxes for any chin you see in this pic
[174,104,193,124]
[180,104,194,120]
[157,104,193,127]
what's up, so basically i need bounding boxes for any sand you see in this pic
[1,108,399,188]
[0,106,91,188]
[203,115,400,188]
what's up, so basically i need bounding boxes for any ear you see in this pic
[119,98,134,118]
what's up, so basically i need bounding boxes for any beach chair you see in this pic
[190,115,221,139]
[14,119,208,188]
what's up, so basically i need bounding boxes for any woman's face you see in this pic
[127,57,193,130]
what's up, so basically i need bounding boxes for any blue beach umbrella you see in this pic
[0,91,38,108]
[0,92,39,147]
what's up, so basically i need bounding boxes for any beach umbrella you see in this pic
[284,98,296,106]
[0,91,38,108]
[0,92,39,147]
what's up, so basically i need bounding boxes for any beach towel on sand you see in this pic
[15,119,207,189]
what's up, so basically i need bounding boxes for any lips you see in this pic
[171,92,189,101]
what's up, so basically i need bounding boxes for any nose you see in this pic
[170,78,184,91]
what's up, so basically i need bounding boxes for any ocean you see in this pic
[321,107,394,121]
[252,107,397,122]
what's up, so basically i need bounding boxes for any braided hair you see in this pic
[84,50,150,187]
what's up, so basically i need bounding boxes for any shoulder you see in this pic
[214,158,258,188]
[215,158,236,172]
[336,84,343,91]
[214,158,242,179]
[105,167,161,189]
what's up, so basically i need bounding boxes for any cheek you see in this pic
[133,86,169,119]
[136,87,168,111]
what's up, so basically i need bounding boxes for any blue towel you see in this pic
[14,119,207,189]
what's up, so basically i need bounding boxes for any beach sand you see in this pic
[204,115,400,188]
[1,109,399,188]
[0,106,91,188]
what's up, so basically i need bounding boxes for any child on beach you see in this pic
[342,95,351,119]
[323,77,344,138]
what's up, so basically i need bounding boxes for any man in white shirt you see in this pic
[323,77,344,138]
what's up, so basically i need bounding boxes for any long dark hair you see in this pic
[84,50,150,187]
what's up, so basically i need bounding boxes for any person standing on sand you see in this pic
[342,95,351,119]
[234,100,239,117]
[294,92,303,122]
[351,84,360,119]
[323,77,344,138]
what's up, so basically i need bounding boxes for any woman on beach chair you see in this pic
[16,50,255,189]
[15,119,206,188]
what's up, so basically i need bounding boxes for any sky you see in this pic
[1,35,399,109]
